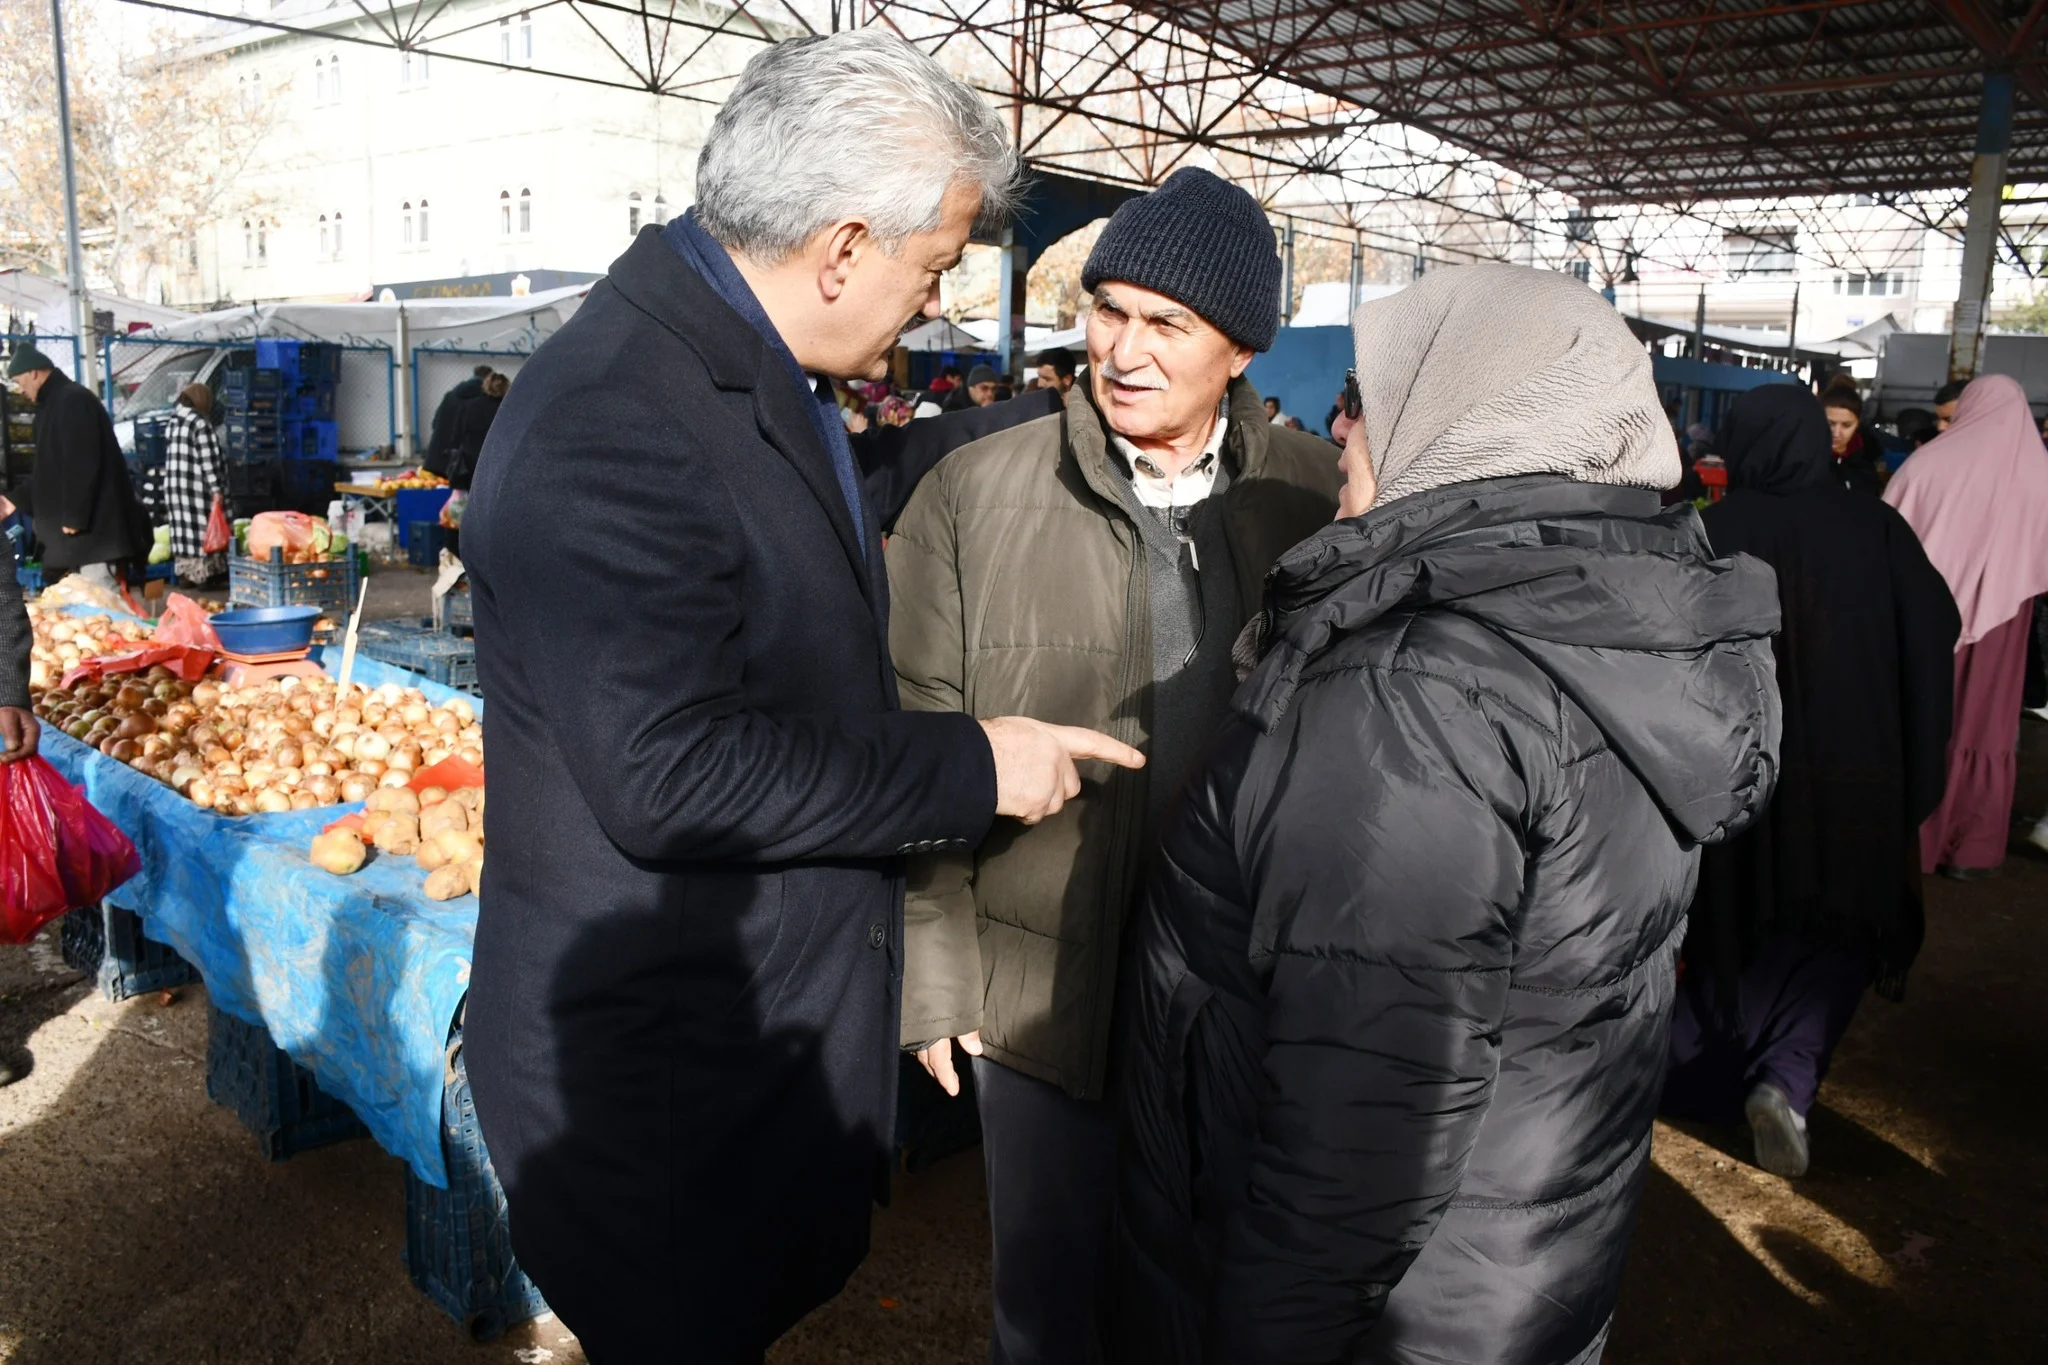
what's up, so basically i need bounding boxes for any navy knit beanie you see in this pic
[1082,168,1281,352]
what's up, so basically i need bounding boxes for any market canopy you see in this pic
[1117,0,2048,202]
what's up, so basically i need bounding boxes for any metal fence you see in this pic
[101,334,398,457]
[410,346,533,459]
[1,332,84,382]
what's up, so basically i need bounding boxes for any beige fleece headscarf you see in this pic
[1353,263,1680,506]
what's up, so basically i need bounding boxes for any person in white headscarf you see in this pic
[1112,264,1783,1365]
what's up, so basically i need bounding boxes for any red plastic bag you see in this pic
[59,644,216,692]
[409,755,484,793]
[154,592,222,651]
[202,494,231,556]
[0,757,141,944]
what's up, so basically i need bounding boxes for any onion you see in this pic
[254,789,292,814]
[379,768,411,788]
[339,775,374,803]
[355,731,392,763]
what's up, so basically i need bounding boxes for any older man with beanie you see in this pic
[888,164,1340,1363]
[462,32,1141,1363]
[8,345,149,590]
[1111,264,1783,1365]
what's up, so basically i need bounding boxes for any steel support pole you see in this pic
[1786,281,1800,365]
[1282,218,1296,326]
[1692,284,1707,359]
[997,227,1026,380]
[1949,72,2014,383]
[1348,236,1363,314]
[49,0,95,389]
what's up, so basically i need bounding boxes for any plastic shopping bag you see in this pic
[0,757,141,944]
[153,592,223,652]
[202,494,231,556]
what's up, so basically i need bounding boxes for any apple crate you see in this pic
[229,545,359,639]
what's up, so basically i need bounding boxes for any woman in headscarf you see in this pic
[1664,383,1958,1179]
[1885,374,2048,878]
[1112,265,1783,1365]
[162,382,226,588]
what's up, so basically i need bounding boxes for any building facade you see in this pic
[170,0,755,307]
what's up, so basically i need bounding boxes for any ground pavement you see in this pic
[0,565,2041,1362]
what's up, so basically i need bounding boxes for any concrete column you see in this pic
[1949,72,2014,382]
[997,227,1027,380]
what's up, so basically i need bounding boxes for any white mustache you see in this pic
[1101,358,1168,391]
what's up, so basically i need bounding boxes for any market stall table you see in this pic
[41,653,543,1339]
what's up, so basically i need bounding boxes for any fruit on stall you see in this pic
[27,606,153,692]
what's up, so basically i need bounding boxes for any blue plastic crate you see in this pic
[407,521,449,567]
[254,338,301,372]
[205,1004,370,1161]
[284,386,336,420]
[131,417,169,467]
[302,420,339,462]
[59,901,199,1001]
[223,367,281,393]
[17,562,42,596]
[404,1020,549,1340]
[228,545,358,631]
[442,585,472,632]
[358,618,477,691]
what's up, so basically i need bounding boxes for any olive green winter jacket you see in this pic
[885,377,1341,1099]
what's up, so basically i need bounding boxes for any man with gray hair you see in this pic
[462,32,1141,1362]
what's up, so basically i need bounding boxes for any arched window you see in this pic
[402,201,414,245]
[401,49,429,87]
[256,222,268,263]
[653,193,667,225]
[242,219,254,264]
[418,198,430,244]
[518,187,532,235]
[628,191,642,237]
[313,59,325,105]
[499,190,512,238]
[519,11,533,62]
[319,214,330,257]
[329,53,342,103]
[499,17,511,63]
[332,211,344,256]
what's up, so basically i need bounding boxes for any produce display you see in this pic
[353,469,448,497]
[31,671,482,815]
[240,510,349,565]
[27,605,154,692]
[28,597,487,900]
[324,781,487,900]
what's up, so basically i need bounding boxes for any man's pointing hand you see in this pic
[979,717,1145,826]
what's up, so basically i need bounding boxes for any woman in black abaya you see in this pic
[1665,382,1959,1178]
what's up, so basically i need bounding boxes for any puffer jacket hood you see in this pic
[1237,474,1782,844]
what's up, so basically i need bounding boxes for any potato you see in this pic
[449,786,479,810]
[415,838,450,873]
[422,864,470,901]
[417,785,448,808]
[433,830,482,867]
[462,858,484,897]
[374,813,419,855]
[420,802,469,839]
[366,786,420,815]
[339,774,374,803]
[310,829,367,875]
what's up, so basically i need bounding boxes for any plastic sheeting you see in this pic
[41,653,485,1187]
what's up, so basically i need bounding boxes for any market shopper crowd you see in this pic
[248,27,2048,1365]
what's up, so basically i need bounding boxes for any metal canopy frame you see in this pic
[119,0,2048,280]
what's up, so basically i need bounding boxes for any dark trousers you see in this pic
[1663,934,1870,1124]
[974,1056,1116,1365]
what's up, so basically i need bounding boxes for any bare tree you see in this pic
[0,0,276,302]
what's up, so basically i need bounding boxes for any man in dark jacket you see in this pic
[424,364,491,475]
[1668,383,1959,1178]
[852,382,1061,531]
[1113,265,1782,1365]
[9,346,149,587]
[889,166,1340,1364]
[461,33,1140,1364]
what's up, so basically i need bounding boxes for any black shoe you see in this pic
[1939,863,2004,882]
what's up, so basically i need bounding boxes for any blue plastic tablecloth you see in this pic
[43,655,485,1187]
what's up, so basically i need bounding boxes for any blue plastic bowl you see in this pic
[208,605,323,656]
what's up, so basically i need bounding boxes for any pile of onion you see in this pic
[32,673,482,816]
[27,606,151,693]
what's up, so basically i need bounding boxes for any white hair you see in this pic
[695,32,1021,262]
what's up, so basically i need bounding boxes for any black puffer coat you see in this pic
[1113,476,1782,1365]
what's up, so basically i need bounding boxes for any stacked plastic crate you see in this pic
[220,365,282,516]
[259,339,344,515]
